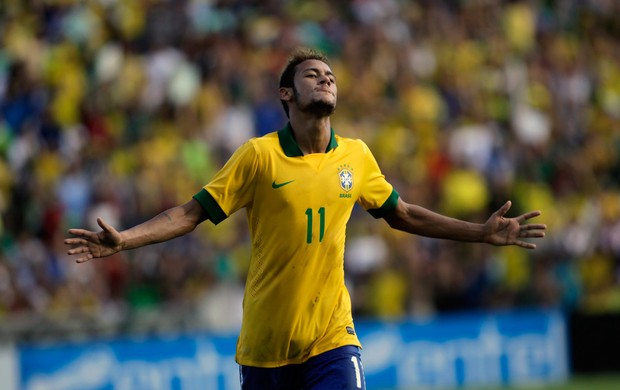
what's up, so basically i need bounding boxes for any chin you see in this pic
[302,100,336,117]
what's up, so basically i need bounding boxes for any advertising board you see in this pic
[16,310,567,389]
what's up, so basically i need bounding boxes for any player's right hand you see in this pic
[64,218,123,263]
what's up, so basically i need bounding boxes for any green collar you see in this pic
[277,122,338,157]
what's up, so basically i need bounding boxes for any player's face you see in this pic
[292,59,337,116]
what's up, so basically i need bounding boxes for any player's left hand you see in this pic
[483,201,546,249]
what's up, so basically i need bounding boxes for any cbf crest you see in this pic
[338,164,354,192]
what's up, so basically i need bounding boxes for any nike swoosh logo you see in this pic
[272,180,295,189]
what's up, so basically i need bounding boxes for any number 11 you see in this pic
[305,207,325,243]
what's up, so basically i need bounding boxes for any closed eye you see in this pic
[303,69,336,83]
[306,74,336,84]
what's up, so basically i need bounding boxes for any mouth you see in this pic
[316,88,334,95]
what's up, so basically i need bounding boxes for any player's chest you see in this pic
[260,154,360,202]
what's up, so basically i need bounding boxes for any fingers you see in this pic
[65,230,95,263]
[515,240,537,250]
[76,254,94,263]
[97,217,112,232]
[513,223,546,249]
[495,200,512,217]
[519,230,546,238]
[66,245,90,255]
[519,224,546,239]
[64,237,88,246]
[65,245,95,263]
[518,210,542,222]
[521,223,547,231]
[495,200,542,223]
[66,218,117,263]
[64,236,92,252]
[67,228,92,237]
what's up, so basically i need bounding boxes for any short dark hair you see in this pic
[279,48,330,118]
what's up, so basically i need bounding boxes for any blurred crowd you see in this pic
[1,0,619,338]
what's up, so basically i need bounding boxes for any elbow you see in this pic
[179,200,208,234]
[384,214,400,230]
[172,218,199,239]
[383,202,426,235]
[383,209,409,232]
[184,214,204,234]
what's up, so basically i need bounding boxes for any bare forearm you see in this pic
[120,202,204,250]
[385,201,486,243]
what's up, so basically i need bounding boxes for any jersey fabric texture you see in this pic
[193,123,398,367]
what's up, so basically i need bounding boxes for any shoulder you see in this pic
[230,132,278,157]
[246,131,280,153]
[335,135,373,154]
[225,132,280,170]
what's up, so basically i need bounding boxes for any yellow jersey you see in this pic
[193,123,398,367]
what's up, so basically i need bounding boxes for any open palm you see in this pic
[484,201,546,249]
[64,218,123,263]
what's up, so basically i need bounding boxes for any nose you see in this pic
[319,75,331,85]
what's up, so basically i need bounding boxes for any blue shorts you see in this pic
[239,345,366,390]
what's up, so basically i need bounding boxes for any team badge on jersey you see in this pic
[338,165,354,192]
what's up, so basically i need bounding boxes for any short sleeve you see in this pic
[356,141,399,218]
[193,140,260,224]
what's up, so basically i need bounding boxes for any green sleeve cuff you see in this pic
[193,188,228,225]
[367,189,399,219]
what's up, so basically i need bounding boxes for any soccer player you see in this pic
[65,48,546,390]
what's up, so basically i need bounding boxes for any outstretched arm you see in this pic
[383,198,546,249]
[65,198,208,263]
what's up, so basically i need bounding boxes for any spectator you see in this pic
[0,0,619,337]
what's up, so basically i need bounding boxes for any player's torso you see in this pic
[238,133,365,366]
[248,134,362,249]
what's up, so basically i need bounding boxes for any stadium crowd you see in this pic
[1,0,619,337]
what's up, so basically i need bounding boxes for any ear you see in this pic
[279,87,293,102]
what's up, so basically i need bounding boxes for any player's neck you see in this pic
[289,116,331,155]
